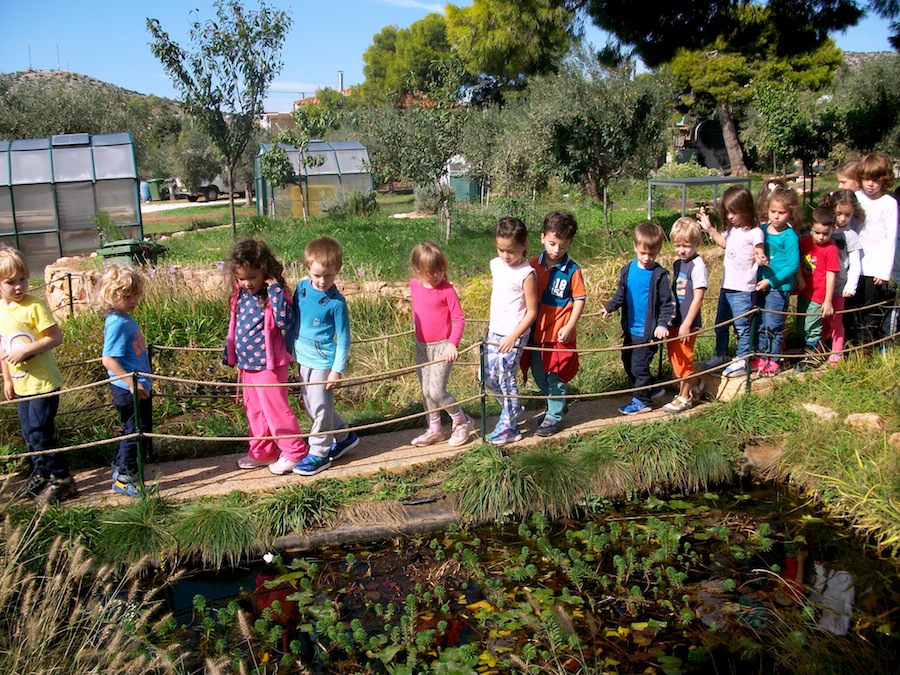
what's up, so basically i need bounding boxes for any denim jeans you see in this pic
[756,289,790,361]
[713,289,756,358]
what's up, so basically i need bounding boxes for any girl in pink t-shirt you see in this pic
[408,242,473,447]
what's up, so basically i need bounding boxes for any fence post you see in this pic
[132,370,145,489]
[746,307,759,392]
[479,338,487,443]
[66,273,74,317]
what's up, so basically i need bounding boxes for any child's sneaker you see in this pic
[268,456,299,475]
[112,477,141,498]
[759,359,782,377]
[411,428,446,447]
[662,395,693,413]
[722,359,747,378]
[750,356,767,373]
[698,354,728,371]
[489,427,523,446]
[237,455,275,469]
[535,417,564,437]
[43,476,77,504]
[618,398,652,415]
[691,378,708,400]
[649,386,666,400]
[448,417,474,447]
[329,432,360,460]
[19,474,50,500]
[292,454,332,476]
[827,354,841,366]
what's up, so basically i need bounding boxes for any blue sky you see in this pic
[0,0,895,113]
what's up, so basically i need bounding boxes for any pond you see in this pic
[166,483,900,674]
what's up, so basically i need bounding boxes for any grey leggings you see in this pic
[416,340,461,425]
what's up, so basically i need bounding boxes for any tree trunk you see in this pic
[717,101,748,176]
[226,163,237,239]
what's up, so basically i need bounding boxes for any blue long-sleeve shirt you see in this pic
[759,224,799,292]
[286,279,350,372]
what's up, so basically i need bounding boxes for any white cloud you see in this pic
[376,0,445,13]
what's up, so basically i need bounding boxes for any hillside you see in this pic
[1,68,143,97]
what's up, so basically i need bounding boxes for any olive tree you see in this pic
[148,0,291,236]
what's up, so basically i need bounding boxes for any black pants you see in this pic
[848,276,891,347]
[111,385,153,476]
[622,333,658,405]
[18,391,68,478]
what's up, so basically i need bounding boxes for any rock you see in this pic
[742,443,782,475]
[802,403,839,420]
[845,413,886,433]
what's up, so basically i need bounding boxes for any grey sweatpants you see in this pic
[299,365,350,458]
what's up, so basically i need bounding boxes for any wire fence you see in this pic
[1,293,897,476]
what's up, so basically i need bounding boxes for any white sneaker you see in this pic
[448,416,474,447]
[722,359,747,378]
[268,456,298,475]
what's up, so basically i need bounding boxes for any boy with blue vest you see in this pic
[528,211,586,436]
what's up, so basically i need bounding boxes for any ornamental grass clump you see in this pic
[0,515,183,673]
[172,497,263,569]
[445,444,538,523]
[96,494,176,565]
[256,482,344,537]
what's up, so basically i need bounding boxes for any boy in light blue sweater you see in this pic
[287,236,359,476]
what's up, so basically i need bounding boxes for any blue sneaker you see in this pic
[649,386,666,400]
[618,398,652,415]
[329,431,359,461]
[112,477,141,498]
[292,454,332,476]
[488,427,523,446]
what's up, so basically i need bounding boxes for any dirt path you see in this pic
[8,373,754,507]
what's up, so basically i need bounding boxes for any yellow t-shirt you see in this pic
[0,295,63,396]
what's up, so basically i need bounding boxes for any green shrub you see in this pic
[654,158,719,179]
[414,182,452,214]
[320,188,379,217]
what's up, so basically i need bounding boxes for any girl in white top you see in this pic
[698,185,766,377]
[485,217,537,446]
[851,152,898,347]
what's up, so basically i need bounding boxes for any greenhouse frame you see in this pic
[255,140,373,218]
[0,132,142,271]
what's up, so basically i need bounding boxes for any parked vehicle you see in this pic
[173,176,248,202]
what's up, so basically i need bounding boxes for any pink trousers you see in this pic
[241,365,308,462]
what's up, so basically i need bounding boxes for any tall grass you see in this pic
[0,513,183,672]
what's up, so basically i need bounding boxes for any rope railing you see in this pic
[1,296,896,470]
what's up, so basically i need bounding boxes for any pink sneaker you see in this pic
[759,359,781,377]
[750,356,767,373]
[411,428,446,446]
[237,455,275,469]
[448,416,474,447]
[827,354,841,366]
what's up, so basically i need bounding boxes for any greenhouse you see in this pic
[254,140,373,218]
[0,132,142,270]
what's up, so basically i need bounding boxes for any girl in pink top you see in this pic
[408,242,473,447]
